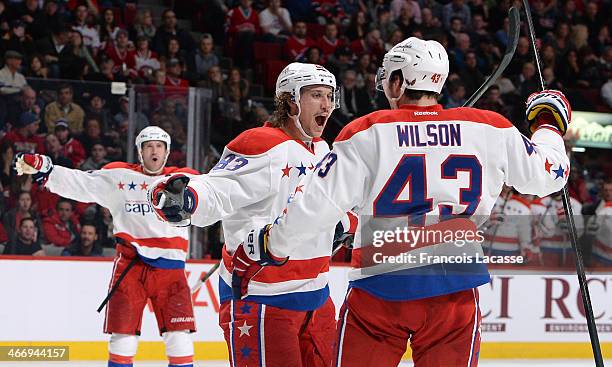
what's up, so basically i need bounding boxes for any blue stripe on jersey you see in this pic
[219,278,329,311]
[138,254,185,269]
[349,262,490,301]
[108,362,132,367]
[592,253,612,265]
[169,364,193,367]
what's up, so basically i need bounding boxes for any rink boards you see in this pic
[1,257,611,360]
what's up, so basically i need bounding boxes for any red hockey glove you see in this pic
[526,89,572,135]
[13,153,54,184]
[148,174,198,227]
[231,225,289,299]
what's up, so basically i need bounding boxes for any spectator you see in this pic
[187,34,218,82]
[61,222,103,257]
[84,93,112,130]
[198,65,225,102]
[371,8,398,44]
[130,8,156,41]
[3,190,42,244]
[475,36,500,75]
[259,0,292,39]
[72,5,100,54]
[474,85,508,116]
[449,32,470,71]
[531,0,557,35]
[5,86,43,127]
[113,96,149,132]
[35,25,71,78]
[99,8,122,44]
[42,198,80,248]
[0,51,27,96]
[543,66,563,90]
[25,54,48,79]
[3,217,44,256]
[133,36,160,80]
[337,69,372,122]
[419,7,443,40]
[458,51,485,96]
[44,84,85,133]
[507,37,531,76]
[164,58,189,88]
[105,29,136,79]
[580,2,602,45]
[284,21,315,61]
[1,20,35,57]
[395,5,417,38]
[545,21,575,58]
[86,205,115,248]
[385,28,404,51]
[78,117,104,151]
[162,36,186,65]
[54,119,86,167]
[317,23,343,61]
[325,45,354,77]
[443,81,466,108]
[30,0,65,41]
[557,49,583,88]
[80,142,109,171]
[152,9,195,55]
[350,29,385,61]
[516,61,540,100]
[390,0,421,24]
[346,10,369,41]
[2,112,45,154]
[13,0,41,35]
[0,141,15,193]
[469,13,488,43]
[227,0,260,67]
[442,0,471,30]
[225,68,250,100]
[44,133,74,168]
[60,30,99,79]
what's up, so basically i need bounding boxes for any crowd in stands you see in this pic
[0,0,609,264]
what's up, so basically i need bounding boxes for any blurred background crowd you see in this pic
[0,0,610,266]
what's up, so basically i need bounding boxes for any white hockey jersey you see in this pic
[590,201,612,264]
[45,163,199,269]
[186,125,332,311]
[535,195,583,252]
[483,195,533,255]
[267,104,570,301]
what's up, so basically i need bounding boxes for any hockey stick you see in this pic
[191,261,220,293]
[97,256,139,313]
[522,1,604,365]
[463,6,520,108]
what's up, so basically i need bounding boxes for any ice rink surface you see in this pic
[1,360,609,367]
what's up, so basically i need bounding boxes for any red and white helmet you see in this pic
[276,62,338,138]
[376,37,449,108]
[135,126,171,174]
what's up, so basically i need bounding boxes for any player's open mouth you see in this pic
[152,157,159,162]
[315,116,326,126]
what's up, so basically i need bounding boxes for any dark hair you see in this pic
[58,83,73,93]
[18,190,31,199]
[389,69,440,100]
[19,217,35,227]
[56,198,74,210]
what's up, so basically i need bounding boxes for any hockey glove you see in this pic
[231,225,289,299]
[13,153,54,184]
[526,89,572,135]
[148,174,198,227]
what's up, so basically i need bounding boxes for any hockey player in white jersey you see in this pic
[228,37,572,366]
[149,63,341,366]
[14,126,199,367]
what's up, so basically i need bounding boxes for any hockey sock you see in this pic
[168,355,194,367]
[108,353,134,367]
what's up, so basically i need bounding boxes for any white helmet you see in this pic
[135,126,171,174]
[275,62,338,139]
[376,37,449,108]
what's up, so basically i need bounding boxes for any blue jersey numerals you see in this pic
[317,152,337,178]
[212,154,249,171]
[374,154,482,225]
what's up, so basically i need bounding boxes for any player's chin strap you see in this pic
[288,101,315,140]
[383,81,407,110]
[139,153,169,175]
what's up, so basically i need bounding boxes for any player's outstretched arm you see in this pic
[504,90,572,197]
[14,153,115,207]
[149,148,280,227]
